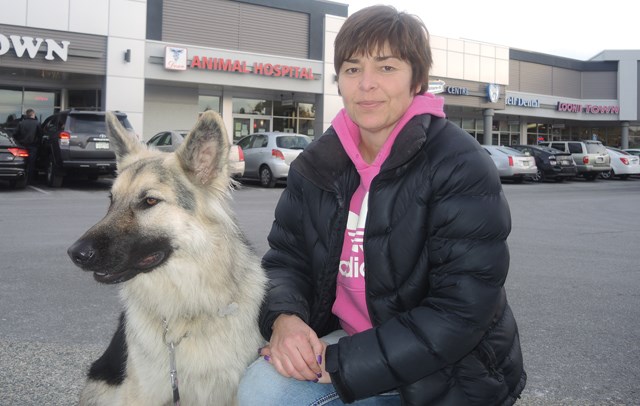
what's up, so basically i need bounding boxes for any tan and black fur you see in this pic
[68,111,266,405]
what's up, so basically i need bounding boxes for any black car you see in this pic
[39,110,134,187]
[0,130,29,189]
[511,144,577,182]
[0,116,22,137]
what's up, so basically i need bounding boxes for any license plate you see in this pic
[523,161,529,167]
[95,142,109,150]
[596,157,604,163]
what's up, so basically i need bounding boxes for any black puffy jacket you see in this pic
[14,117,42,147]
[258,115,526,405]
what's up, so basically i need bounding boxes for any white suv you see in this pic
[538,140,610,181]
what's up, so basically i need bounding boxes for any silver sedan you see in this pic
[482,145,537,183]
[236,132,311,187]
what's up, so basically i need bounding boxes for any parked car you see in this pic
[39,110,134,187]
[481,145,537,183]
[623,148,640,157]
[538,140,610,181]
[600,147,640,179]
[236,132,311,187]
[511,144,577,182]
[0,130,29,189]
[0,116,22,137]
[146,130,245,179]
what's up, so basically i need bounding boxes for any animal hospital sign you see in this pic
[0,33,70,61]
[164,47,315,80]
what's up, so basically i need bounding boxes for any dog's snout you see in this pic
[68,239,97,268]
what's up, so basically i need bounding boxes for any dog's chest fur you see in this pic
[123,306,262,405]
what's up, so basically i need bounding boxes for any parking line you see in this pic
[28,185,50,194]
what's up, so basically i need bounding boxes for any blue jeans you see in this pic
[238,330,401,406]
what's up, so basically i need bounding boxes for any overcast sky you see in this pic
[341,0,639,60]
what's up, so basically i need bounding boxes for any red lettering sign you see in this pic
[187,56,313,80]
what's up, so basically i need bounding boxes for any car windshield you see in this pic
[535,146,555,153]
[68,115,133,133]
[608,147,628,155]
[585,143,607,154]
[498,146,524,155]
[276,135,310,150]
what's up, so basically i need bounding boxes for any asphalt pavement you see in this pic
[0,177,639,405]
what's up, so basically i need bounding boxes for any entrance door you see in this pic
[232,116,271,141]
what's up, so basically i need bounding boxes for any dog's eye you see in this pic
[145,197,160,207]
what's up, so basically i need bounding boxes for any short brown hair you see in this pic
[334,5,432,95]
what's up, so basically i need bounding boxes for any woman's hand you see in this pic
[260,314,329,383]
[316,342,331,383]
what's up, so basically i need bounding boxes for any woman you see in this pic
[239,5,526,405]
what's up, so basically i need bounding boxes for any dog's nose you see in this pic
[68,239,97,268]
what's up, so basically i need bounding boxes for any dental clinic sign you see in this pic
[0,33,70,61]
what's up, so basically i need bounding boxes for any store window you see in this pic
[68,89,101,110]
[273,100,296,133]
[462,118,477,140]
[0,88,58,124]
[297,102,315,137]
[199,95,220,113]
[527,122,551,145]
[232,97,316,139]
[272,101,316,136]
[493,120,520,145]
[0,89,23,124]
[629,126,640,148]
[233,98,272,115]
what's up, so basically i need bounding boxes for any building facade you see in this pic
[1,0,638,149]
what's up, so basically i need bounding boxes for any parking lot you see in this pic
[1,177,639,405]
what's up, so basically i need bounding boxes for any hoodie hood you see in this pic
[332,93,445,188]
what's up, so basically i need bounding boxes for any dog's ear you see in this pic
[105,112,143,165]
[176,111,229,186]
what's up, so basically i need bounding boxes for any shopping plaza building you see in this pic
[1,0,638,148]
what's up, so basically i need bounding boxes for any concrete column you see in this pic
[221,89,234,142]
[60,88,68,110]
[314,93,324,139]
[621,121,629,149]
[483,108,494,145]
[520,121,528,144]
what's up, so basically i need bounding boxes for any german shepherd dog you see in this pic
[68,111,266,405]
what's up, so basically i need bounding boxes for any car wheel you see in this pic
[531,168,544,182]
[47,159,64,188]
[259,165,276,188]
[600,170,612,180]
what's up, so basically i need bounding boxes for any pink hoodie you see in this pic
[331,94,446,335]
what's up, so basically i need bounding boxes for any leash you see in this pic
[160,303,238,405]
[163,318,189,406]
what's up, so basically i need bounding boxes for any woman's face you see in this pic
[338,43,419,140]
